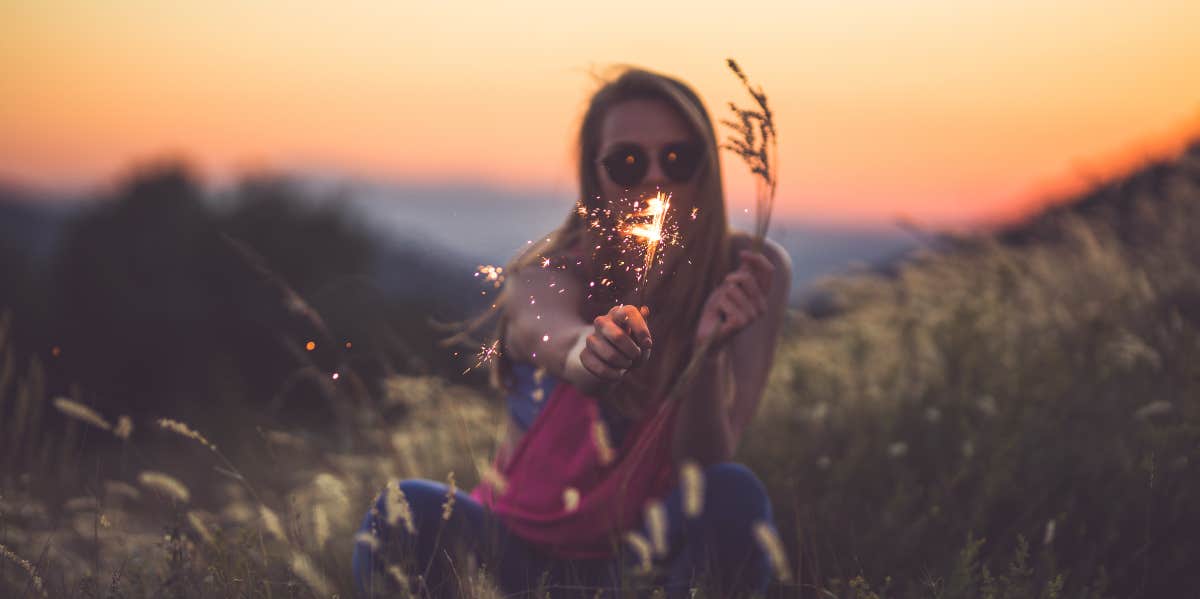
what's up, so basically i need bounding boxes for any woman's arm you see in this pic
[671,236,792,466]
[504,263,652,394]
[726,238,792,448]
[671,345,737,465]
[503,263,592,379]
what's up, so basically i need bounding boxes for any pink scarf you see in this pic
[470,379,680,559]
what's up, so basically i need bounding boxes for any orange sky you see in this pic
[2,1,1198,225]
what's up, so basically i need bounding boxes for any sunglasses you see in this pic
[599,141,705,188]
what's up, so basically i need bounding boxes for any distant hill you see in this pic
[995,138,1200,246]
[0,183,84,266]
[798,138,1200,318]
[2,175,927,312]
[314,177,922,303]
[737,136,1200,598]
[0,180,481,313]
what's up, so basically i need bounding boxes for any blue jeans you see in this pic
[352,461,777,598]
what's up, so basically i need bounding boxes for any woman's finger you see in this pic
[723,276,761,319]
[613,304,653,349]
[739,250,775,294]
[586,334,634,370]
[581,349,624,381]
[595,316,642,361]
[729,271,768,314]
[731,293,754,328]
[715,295,748,338]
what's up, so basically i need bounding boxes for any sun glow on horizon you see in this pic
[2,1,1198,225]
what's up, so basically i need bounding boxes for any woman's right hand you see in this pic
[575,304,653,385]
[694,250,774,349]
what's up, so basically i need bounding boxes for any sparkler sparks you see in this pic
[454,192,678,372]
[474,265,505,288]
[461,339,501,375]
[622,191,672,285]
[576,190,682,304]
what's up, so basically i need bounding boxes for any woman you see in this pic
[353,66,792,598]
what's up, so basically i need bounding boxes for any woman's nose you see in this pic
[642,156,667,186]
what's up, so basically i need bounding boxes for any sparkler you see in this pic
[620,191,672,304]
[573,190,681,308]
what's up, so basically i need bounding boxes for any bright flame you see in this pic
[622,191,672,282]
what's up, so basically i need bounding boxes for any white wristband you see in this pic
[562,324,595,386]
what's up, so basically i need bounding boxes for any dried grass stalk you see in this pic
[441,471,457,521]
[752,520,792,583]
[290,550,334,596]
[385,480,417,535]
[52,397,111,431]
[138,470,190,503]
[721,58,778,250]
[0,542,47,597]
[680,460,705,517]
[157,418,215,450]
[644,500,668,557]
[259,504,287,542]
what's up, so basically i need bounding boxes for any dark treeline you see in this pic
[0,160,490,448]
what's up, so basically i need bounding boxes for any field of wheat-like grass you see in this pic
[3,143,1199,597]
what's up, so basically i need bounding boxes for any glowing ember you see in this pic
[475,265,505,288]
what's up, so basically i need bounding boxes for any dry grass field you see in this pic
[3,142,1199,597]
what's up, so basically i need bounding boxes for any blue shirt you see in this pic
[506,361,632,447]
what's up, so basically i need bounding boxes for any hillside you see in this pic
[741,138,1200,596]
[2,141,1198,597]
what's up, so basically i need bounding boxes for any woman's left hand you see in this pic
[694,250,775,348]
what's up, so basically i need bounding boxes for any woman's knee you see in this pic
[362,479,453,538]
[353,479,460,596]
[673,462,774,593]
[698,462,772,524]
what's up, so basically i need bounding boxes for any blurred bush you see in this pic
[741,140,1200,596]
[0,159,484,448]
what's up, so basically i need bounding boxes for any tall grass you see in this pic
[2,142,1199,597]
[740,141,1200,597]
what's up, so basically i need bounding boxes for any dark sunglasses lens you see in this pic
[662,143,703,182]
[602,146,648,187]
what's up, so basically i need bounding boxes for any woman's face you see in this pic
[594,98,703,214]
[589,98,705,293]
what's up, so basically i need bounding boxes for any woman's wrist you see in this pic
[561,324,601,389]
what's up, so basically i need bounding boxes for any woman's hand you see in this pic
[567,304,652,389]
[694,250,775,348]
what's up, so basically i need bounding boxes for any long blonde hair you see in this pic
[455,66,730,420]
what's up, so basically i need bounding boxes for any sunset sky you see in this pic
[2,1,1199,225]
